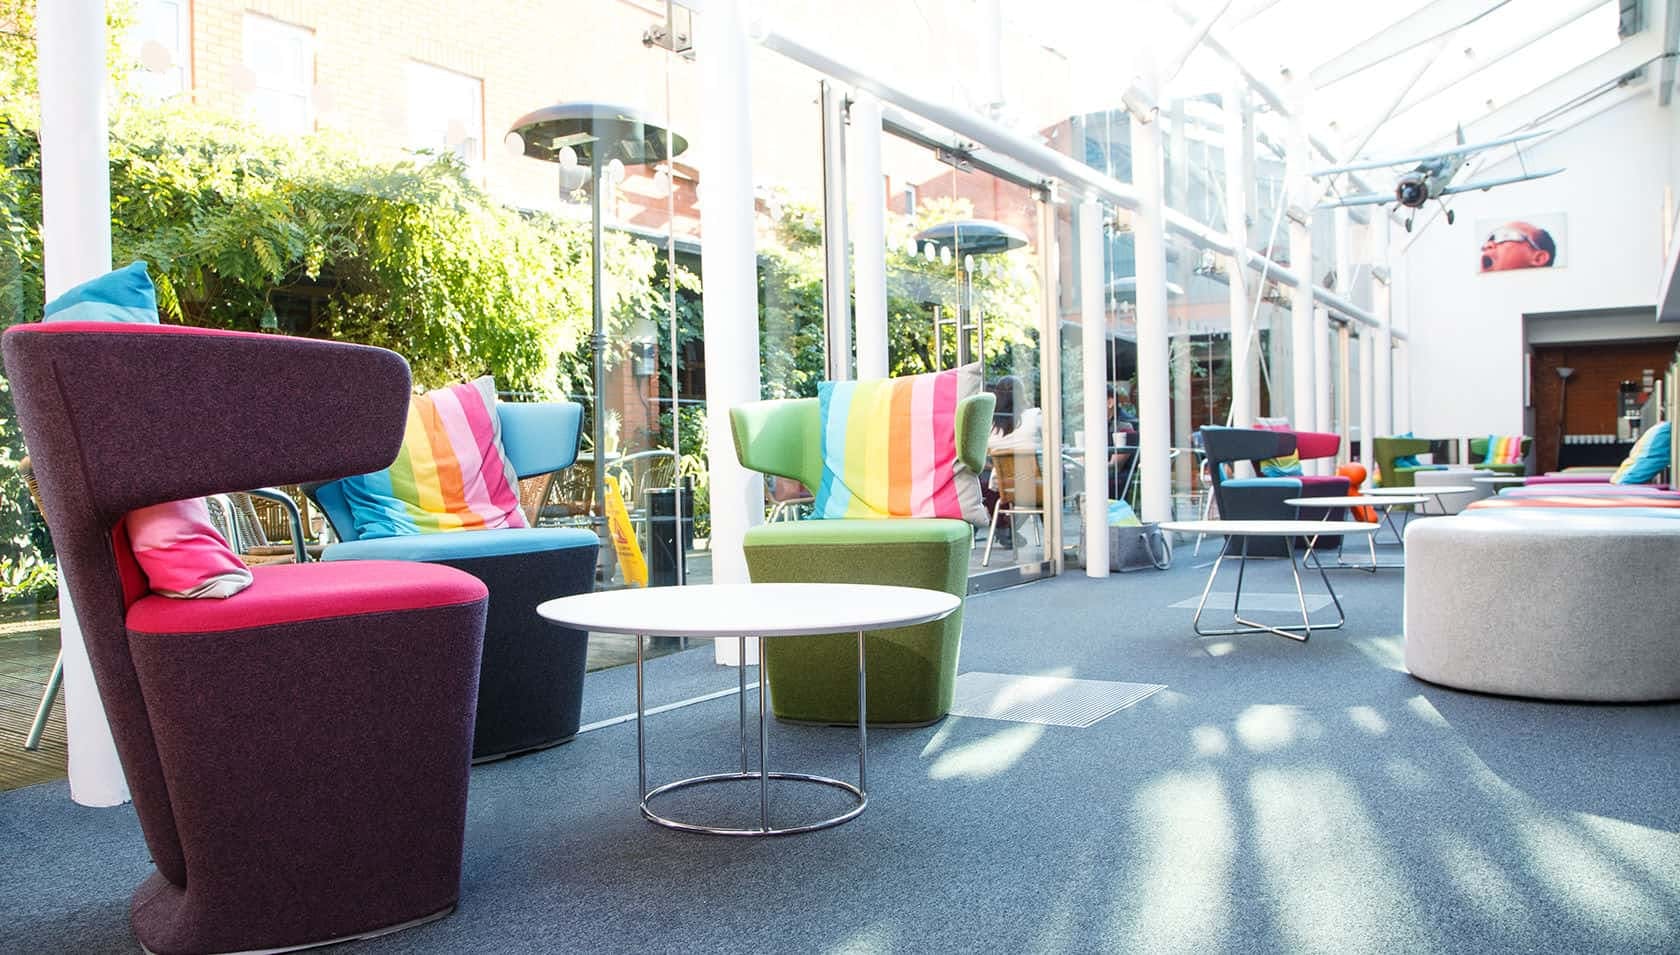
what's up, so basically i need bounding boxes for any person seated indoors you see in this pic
[1107,383,1139,501]
[983,375,1042,548]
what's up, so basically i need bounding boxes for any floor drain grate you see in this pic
[947,672,1165,728]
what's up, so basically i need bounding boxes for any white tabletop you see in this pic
[536,583,961,639]
[1161,520,1380,536]
[1284,495,1427,507]
[1472,475,1527,485]
[1365,485,1476,496]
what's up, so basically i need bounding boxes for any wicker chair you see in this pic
[520,463,595,527]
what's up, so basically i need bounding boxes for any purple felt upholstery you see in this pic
[2,322,488,953]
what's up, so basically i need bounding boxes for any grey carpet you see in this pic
[3,560,1678,954]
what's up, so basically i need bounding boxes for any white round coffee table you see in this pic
[1367,482,1478,516]
[536,583,960,837]
[1160,519,1379,642]
[1285,495,1426,569]
[1473,475,1527,488]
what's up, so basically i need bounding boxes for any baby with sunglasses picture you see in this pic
[1480,220,1557,272]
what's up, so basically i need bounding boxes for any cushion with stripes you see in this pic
[336,376,529,537]
[812,364,986,526]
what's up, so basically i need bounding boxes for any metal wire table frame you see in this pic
[635,629,869,837]
[1161,520,1380,642]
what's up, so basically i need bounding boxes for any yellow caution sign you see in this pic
[604,478,648,587]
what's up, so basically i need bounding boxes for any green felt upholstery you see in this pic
[1372,436,1433,488]
[1469,436,1532,476]
[730,391,993,725]
[744,519,970,725]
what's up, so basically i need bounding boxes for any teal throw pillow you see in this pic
[43,261,158,324]
[1392,432,1422,469]
[1611,422,1670,485]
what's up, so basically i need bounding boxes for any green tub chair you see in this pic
[1372,435,1435,488]
[1468,435,1532,476]
[729,391,993,726]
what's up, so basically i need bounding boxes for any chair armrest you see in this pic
[956,392,996,475]
[730,398,823,490]
[497,401,585,479]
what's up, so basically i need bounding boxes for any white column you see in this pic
[1224,80,1254,428]
[848,93,889,379]
[41,0,128,809]
[699,0,765,665]
[1373,216,1394,438]
[1394,339,1411,434]
[1131,77,1172,524]
[1286,81,1315,434]
[1331,206,1353,461]
[1313,305,1331,448]
[1078,200,1108,578]
[1359,329,1376,475]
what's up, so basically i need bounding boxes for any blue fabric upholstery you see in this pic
[43,261,158,324]
[1222,477,1304,490]
[498,401,584,479]
[323,527,596,562]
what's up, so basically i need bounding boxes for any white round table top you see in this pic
[1366,485,1477,496]
[536,583,961,639]
[1284,495,1427,507]
[1160,519,1380,536]
[1472,475,1527,484]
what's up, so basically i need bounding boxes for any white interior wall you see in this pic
[1395,90,1672,437]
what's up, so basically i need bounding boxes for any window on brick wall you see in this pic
[128,0,190,100]
[242,14,314,135]
[406,62,483,168]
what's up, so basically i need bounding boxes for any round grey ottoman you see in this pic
[1413,468,1493,514]
[1404,509,1680,701]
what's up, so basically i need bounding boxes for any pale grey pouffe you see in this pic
[1413,468,1494,514]
[1404,509,1680,702]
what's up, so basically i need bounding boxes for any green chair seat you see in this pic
[744,518,971,726]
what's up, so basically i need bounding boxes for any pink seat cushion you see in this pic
[1528,473,1611,485]
[1296,475,1350,490]
[127,560,487,635]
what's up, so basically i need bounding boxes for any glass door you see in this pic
[874,120,1058,592]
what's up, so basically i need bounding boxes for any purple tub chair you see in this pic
[3,322,487,954]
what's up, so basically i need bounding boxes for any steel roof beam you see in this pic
[1309,0,1512,89]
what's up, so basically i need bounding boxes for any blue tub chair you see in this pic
[309,401,600,762]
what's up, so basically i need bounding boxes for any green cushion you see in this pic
[744,518,969,725]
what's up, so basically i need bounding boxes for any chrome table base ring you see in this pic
[1189,535,1347,642]
[636,629,869,836]
[640,772,867,836]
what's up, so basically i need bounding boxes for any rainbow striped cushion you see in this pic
[813,364,986,525]
[1486,434,1525,465]
[338,377,529,538]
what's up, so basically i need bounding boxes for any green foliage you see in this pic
[0,554,55,604]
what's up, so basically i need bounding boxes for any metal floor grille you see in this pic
[1169,591,1333,612]
[947,672,1165,728]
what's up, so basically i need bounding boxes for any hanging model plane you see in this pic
[1310,127,1565,232]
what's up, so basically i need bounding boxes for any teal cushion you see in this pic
[43,261,157,324]
[1392,432,1422,468]
[1223,477,1303,489]
[1611,422,1671,485]
[323,526,597,562]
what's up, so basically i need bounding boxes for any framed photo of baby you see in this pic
[1477,213,1566,273]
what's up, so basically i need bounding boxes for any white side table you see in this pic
[1160,520,1379,642]
[537,583,959,836]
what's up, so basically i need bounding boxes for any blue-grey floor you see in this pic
[4,548,1678,954]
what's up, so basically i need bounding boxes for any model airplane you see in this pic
[1311,127,1565,231]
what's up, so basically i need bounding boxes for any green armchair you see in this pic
[1372,435,1434,488]
[729,391,994,725]
[1468,436,1532,476]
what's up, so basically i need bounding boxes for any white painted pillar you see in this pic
[41,0,128,809]
[1079,200,1108,577]
[1168,99,1193,498]
[849,93,889,379]
[1313,306,1331,452]
[1359,329,1376,475]
[1130,75,1172,524]
[1224,80,1254,428]
[1373,216,1394,438]
[1332,206,1354,461]
[1286,80,1315,434]
[1394,339,1411,434]
[698,0,765,665]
